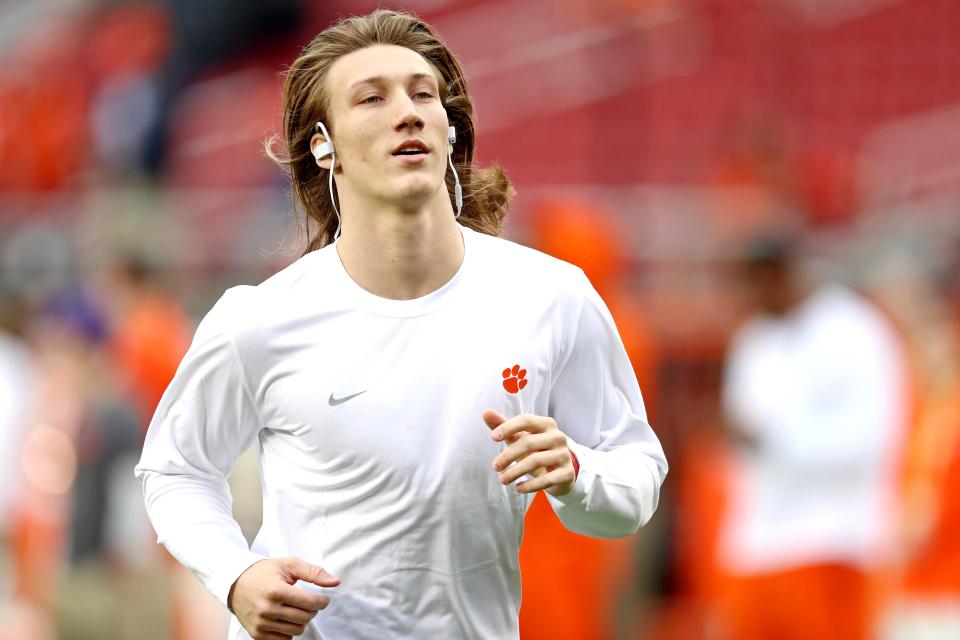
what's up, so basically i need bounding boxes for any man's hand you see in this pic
[228,557,340,640]
[484,410,576,497]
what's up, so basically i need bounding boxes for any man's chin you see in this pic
[391,182,444,210]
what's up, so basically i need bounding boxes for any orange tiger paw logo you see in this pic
[502,364,528,394]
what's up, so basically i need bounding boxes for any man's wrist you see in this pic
[568,448,580,479]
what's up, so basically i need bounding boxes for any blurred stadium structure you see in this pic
[0,0,959,638]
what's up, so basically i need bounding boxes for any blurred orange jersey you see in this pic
[110,291,192,427]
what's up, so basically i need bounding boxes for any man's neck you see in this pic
[335,199,464,301]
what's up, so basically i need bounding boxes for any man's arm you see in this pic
[486,272,668,538]
[135,288,267,603]
[134,288,337,639]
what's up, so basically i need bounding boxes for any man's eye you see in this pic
[361,95,382,104]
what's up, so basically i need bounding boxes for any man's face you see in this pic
[321,44,451,212]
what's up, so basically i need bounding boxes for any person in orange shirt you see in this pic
[876,241,960,639]
[101,257,192,429]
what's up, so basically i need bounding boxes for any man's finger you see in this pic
[516,467,576,494]
[488,413,552,442]
[286,558,341,588]
[492,432,554,471]
[260,615,306,637]
[482,409,507,430]
[280,586,330,613]
[266,603,319,626]
[497,449,568,485]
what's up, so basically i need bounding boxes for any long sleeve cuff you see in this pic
[546,437,663,538]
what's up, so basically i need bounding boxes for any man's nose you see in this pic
[394,96,424,132]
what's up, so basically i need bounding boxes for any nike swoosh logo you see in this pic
[328,390,368,406]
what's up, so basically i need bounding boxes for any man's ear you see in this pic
[310,132,334,170]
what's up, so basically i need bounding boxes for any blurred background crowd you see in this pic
[0,0,959,638]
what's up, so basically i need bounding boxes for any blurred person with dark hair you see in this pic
[135,10,667,640]
[716,236,908,640]
[143,0,305,176]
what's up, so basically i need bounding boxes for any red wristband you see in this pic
[569,448,580,479]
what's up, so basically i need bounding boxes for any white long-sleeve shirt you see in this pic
[719,284,907,574]
[134,225,667,639]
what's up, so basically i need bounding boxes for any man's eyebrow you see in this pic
[347,72,438,92]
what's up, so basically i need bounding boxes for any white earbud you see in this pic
[313,127,334,161]
[446,125,462,217]
[314,121,341,240]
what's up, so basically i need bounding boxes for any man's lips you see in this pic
[391,139,430,156]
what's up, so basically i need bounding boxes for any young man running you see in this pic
[135,10,667,640]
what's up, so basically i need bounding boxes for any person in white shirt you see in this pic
[135,10,667,640]
[718,237,908,640]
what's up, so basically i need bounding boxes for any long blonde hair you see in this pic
[266,9,514,253]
